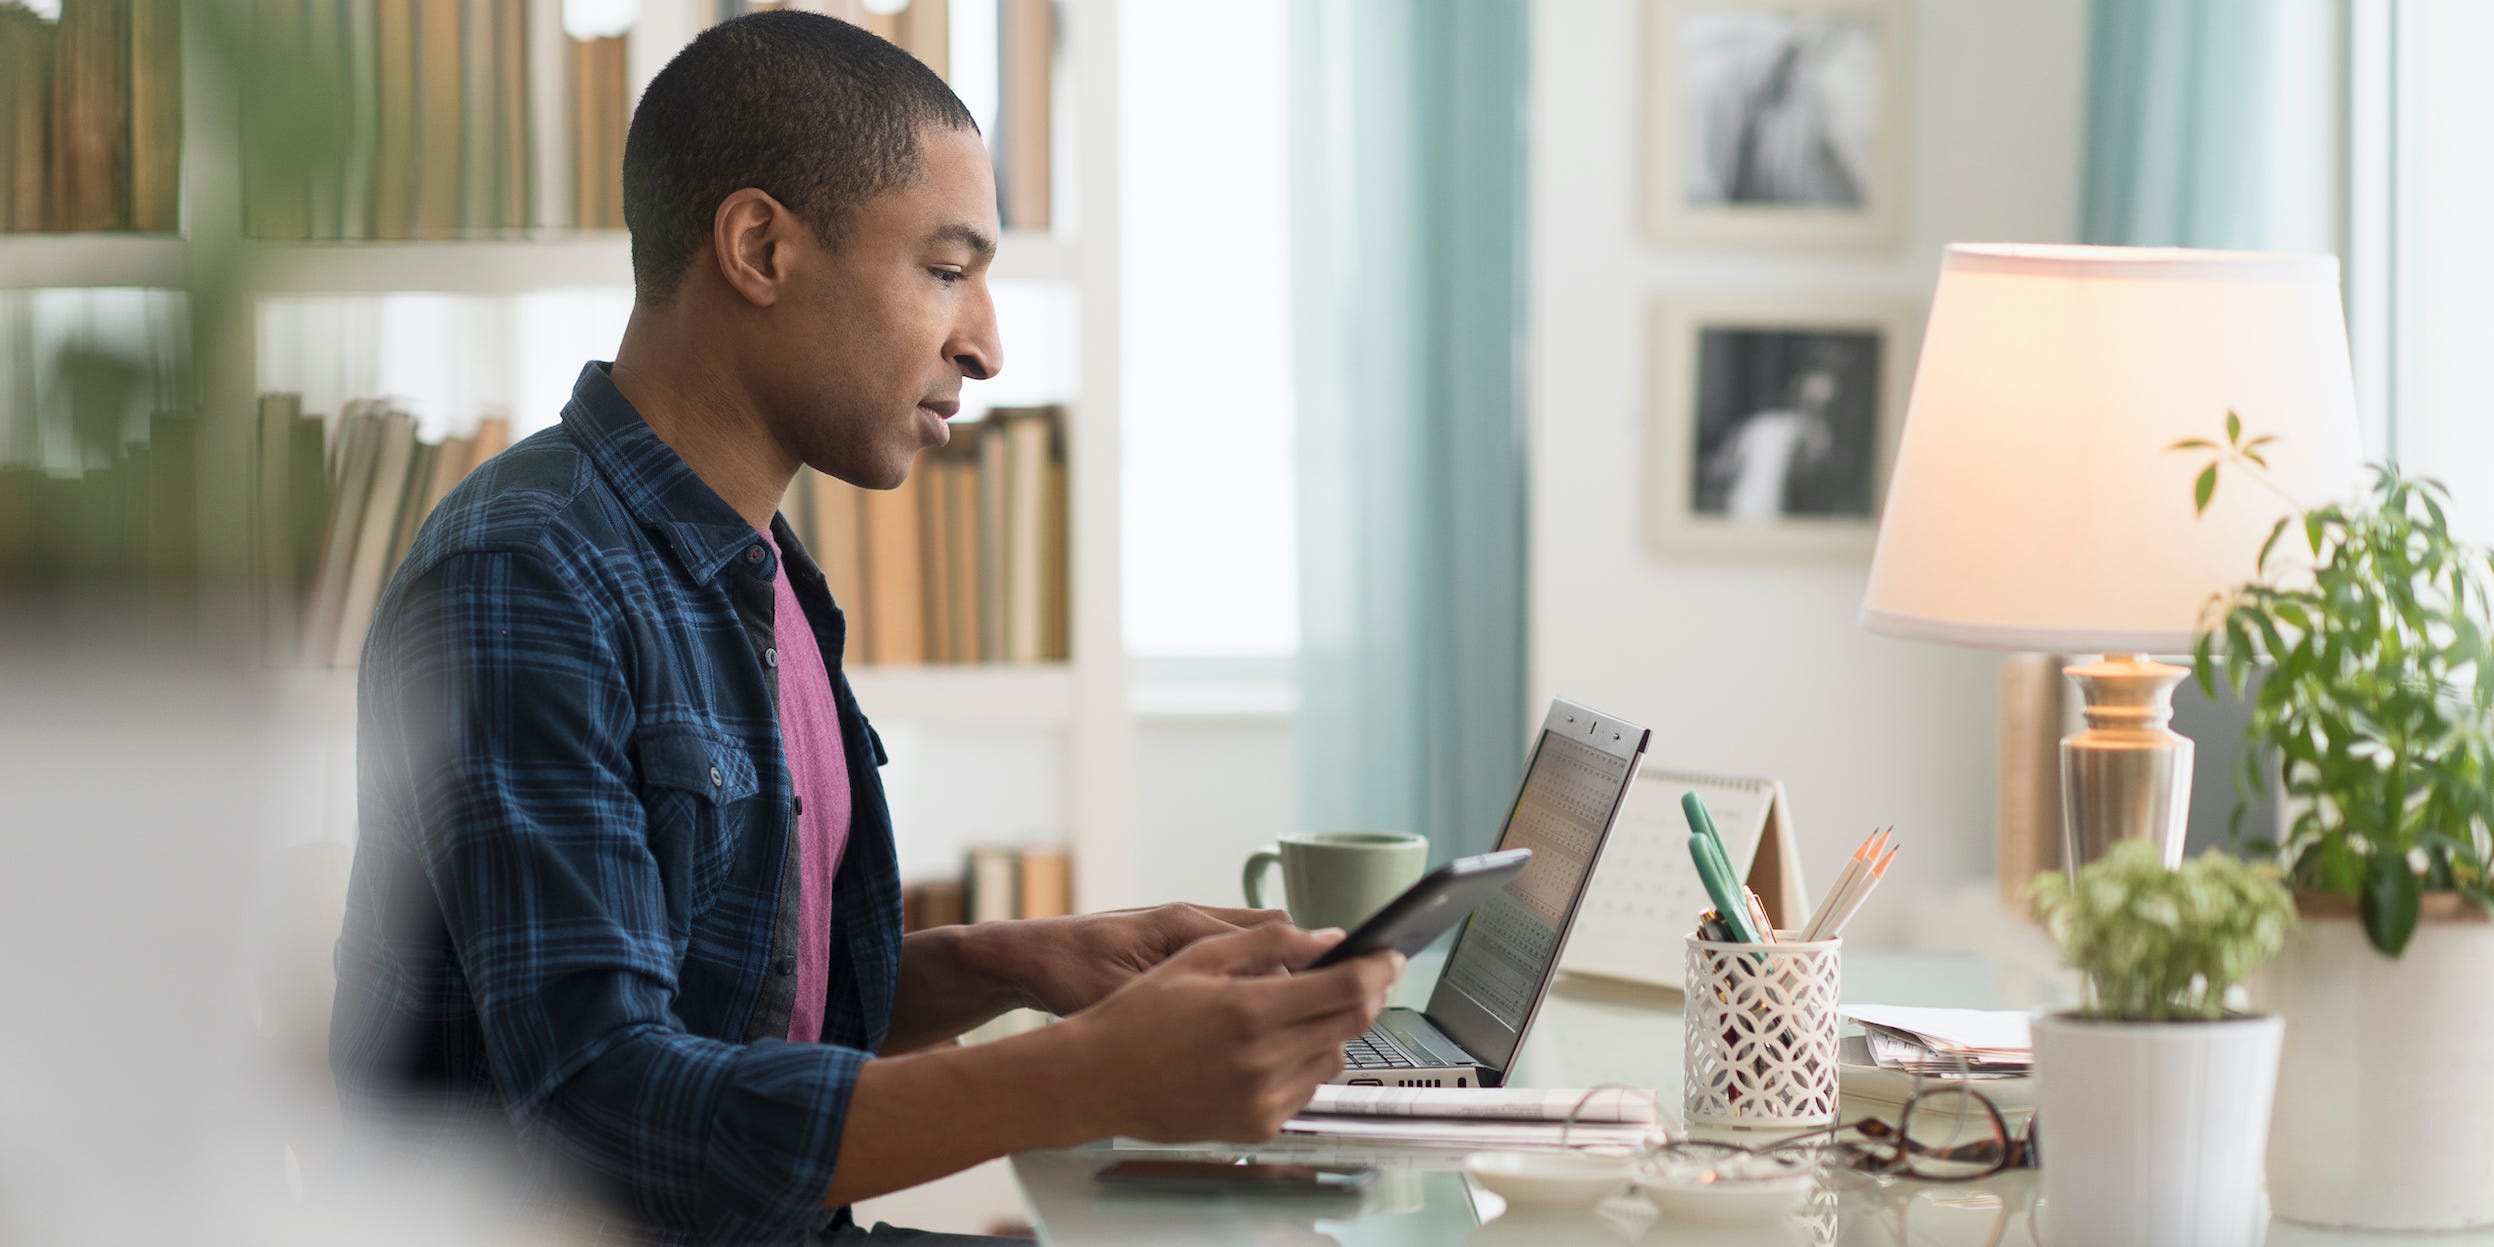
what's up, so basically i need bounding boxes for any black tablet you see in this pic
[1301,848,1533,971]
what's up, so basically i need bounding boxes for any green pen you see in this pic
[1682,791,1731,864]
[1688,830,1762,944]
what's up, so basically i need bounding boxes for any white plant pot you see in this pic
[2255,898,2494,1231]
[2030,1011,2282,1247]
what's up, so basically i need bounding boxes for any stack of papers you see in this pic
[1840,1006,2032,1077]
[1302,1085,1658,1124]
[1281,1086,1669,1152]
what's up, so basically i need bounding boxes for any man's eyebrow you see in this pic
[929,223,997,258]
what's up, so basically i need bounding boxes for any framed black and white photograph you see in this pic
[1642,0,1909,250]
[1648,296,1917,558]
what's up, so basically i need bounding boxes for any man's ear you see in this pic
[710,188,798,309]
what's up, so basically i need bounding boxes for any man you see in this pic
[329,13,1402,1244]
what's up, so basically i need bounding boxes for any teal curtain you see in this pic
[2086,0,2343,857]
[2083,0,2333,248]
[1289,0,1529,862]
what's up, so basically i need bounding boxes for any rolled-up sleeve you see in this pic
[366,547,858,1239]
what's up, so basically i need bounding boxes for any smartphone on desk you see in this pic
[1093,1159,1376,1196]
[1300,848,1532,971]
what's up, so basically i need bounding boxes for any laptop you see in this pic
[1330,697,1651,1088]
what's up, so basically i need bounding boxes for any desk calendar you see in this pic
[1557,767,1808,990]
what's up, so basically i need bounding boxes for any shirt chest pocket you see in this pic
[635,724,761,921]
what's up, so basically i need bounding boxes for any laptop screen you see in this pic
[1425,718,1641,1074]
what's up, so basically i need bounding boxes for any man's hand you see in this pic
[1054,923,1403,1144]
[1002,903,1289,1018]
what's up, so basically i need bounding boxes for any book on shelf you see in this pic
[722,1,951,77]
[902,844,1072,934]
[787,406,1068,668]
[257,392,504,667]
[965,845,1017,924]
[860,466,927,665]
[50,0,128,233]
[805,462,871,659]
[234,0,1023,240]
[2,0,178,234]
[995,0,1051,230]
[568,32,625,231]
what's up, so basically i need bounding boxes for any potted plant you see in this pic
[2025,840,2296,1247]
[2184,419,2494,1231]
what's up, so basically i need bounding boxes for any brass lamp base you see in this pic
[2060,654,2193,871]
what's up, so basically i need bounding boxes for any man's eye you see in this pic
[930,268,965,286]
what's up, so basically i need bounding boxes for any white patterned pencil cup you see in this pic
[1684,933,1842,1130]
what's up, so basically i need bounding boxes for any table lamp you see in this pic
[1862,244,2363,871]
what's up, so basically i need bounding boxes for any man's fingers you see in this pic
[1252,950,1405,1024]
[1183,905,1291,930]
[1274,989,1388,1055]
[1279,1047,1349,1111]
[1176,920,1345,976]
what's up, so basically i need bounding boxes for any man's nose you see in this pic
[951,295,1002,382]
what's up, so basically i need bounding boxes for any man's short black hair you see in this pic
[621,11,979,306]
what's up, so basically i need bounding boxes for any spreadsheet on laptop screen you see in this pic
[1438,730,1633,1028]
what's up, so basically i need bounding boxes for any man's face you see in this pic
[757,126,1003,490]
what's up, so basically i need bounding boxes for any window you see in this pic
[2364,0,2494,533]
[1116,0,1297,660]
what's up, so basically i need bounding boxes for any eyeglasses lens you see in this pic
[1897,1088,2008,1181]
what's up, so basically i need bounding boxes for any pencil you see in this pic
[1824,843,1901,939]
[1803,827,1887,941]
[1809,827,1891,941]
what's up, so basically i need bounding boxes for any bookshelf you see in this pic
[10,0,1134,915]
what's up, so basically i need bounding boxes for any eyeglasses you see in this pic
[1645,1086,2038,1185]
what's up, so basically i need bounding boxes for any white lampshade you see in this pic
[1862,244,2366,653]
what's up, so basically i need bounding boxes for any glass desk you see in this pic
[1007,953,2489,1246]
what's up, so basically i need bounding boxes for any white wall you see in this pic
[1527,0,2091,941]
[1131,713,1299,909]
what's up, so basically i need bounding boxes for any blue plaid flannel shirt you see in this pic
[331,362,903,1244]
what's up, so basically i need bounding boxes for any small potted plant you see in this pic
[2025,841,2295,1247]
[2183,419,2494,1231]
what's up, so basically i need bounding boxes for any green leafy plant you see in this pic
[2177,413,2494,955]
[2026,841,2295,1022]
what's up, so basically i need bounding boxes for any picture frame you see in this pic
[1647,294,1919,559]
[1641,0,1911,251]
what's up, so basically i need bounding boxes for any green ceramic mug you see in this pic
[1242,831,1430,931]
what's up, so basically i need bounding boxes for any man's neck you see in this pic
[610,316,795,531]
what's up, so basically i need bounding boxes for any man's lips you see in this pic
[918,399,961,420]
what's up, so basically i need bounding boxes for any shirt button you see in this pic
[775,955,797,976]
[745,545,766,564]
[708,765,723,788]
[763,647,779,668]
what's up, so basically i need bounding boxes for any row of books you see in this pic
[901,844,1072,932]
[255,395,1069,669]
[0,412,194,616]
[787,405,1069,667]
[245,0,618,238]
[254,393,511,667]
[241,0,1050,241]
[0,0,182,233]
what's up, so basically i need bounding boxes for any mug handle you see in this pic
[1243,846,1285,910]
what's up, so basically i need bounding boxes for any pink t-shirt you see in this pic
[765,529,854,1045]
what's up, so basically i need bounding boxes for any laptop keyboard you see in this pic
[1343,1027,1418,1069]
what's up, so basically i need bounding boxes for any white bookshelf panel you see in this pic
[846,664,1074,728]
[0,235,188,291]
